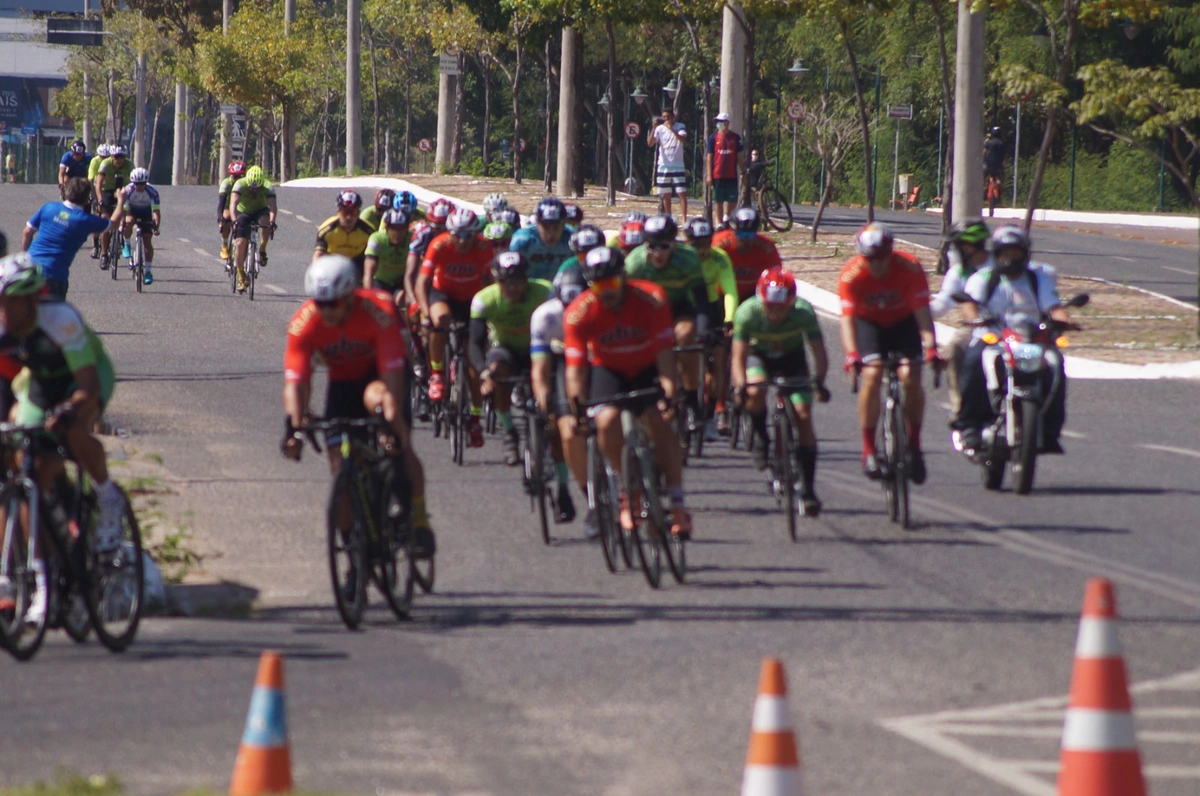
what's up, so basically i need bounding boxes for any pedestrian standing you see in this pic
[706,112,744,228]
[647,107,688,220]
[21,177,117,299]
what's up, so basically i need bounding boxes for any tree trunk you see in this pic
[543,37,554,193]
[451,51,465,171]
[148,102,163,174]
[741,18,756,206]
[841,19,874,222]
[280,103,295,181]
[605,18,617,205]
[404,68,412,172]
[512,43,524,184]
[367,21,381,172]
[1023,18,1078,230]
[810,169,835,242]
[480,55,492,175]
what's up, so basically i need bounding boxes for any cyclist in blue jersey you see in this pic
[509,197,574,281]
[57,140,91,196]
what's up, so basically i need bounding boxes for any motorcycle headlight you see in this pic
[1009,342,1045,372]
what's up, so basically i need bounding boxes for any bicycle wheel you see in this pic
[624,444,662,589]
[882,398,910,529]
[247,246,257,301]
[643,449,684,584]
[0,485,48,661]
[689,403,704,460]
[134,240,143,294]
[590,438,621,573]
[327,470,368,629]
[676,405,691,468]
[83,490,144,652]
[484,397,497,435]
[228,250,238,293]
[108,247,118,281]
[453,355,469,466]
[61,584,92,643]
[528,418,552,545]
[776,412,798,542]
[412,553,435,594]
[760,187,794,232]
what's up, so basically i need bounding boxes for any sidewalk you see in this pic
[927,205,1199,232]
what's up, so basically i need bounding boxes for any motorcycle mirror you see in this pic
[1065,293,1090,309]
[951,291,975,304]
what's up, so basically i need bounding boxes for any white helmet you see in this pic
[98,144,110,157]
[304,254,357,302]
[130,167,149,184]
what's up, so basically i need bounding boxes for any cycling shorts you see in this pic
[588,364,660,415]
[486,345,532,376]
[234,208,271,239]
[124,206,155,229]
[670,297,697,323]
[855,314,922,365]
[100,190,118,213]
[746,351,812,406]
[324,372,411,446]
[428,287,472,324]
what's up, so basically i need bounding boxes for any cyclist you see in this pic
[360,188,395,232]
[230,165,278,292]
[713,207,782,303]
[314,190,372,272]
[482,192,509,222]
[218,160,246,262]
[482,220,514,251]
[624,214,711,418]
[563,246,691,538]
[116,168,161,285]
[94,145,132,266]
[87,144,108,259]
[394,190,425,223]
[363,207,411,304]
[469,251,554,467]
[403,197,453,309]
[564,203,584,226]
[684,216,738,436]
[930,219,991,418]
[554,224,605,280]
[496,207,521,230]
[0,253,124,621]
[531,264,591,535]
[416,208,493,446]
[22,177,116,299]
[509,197,574,281]
[282,254,435,560]
[839,223,939,483]
[732,268,829,515]
[58,140,91,197]
[613,220,645,256]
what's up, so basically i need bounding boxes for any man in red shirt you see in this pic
[838,223,939,483]
[416,208,493,444]
[282,254,435,559]
[706,112,744,226]
[713,207,782,302]
[563,246,692,539]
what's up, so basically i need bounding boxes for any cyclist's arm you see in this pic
[809,337,829,386]
[62,363,102,415]
[467,316,489,373]
[283,381,311,430]
[415,269,433,320]
[266,194,278,224]
[913,305,936,352]
[404,251,421,307]
[379,368,412,446]
[57,164,68,186]
[839,314,859,362]
[363,256,379,288]
[717,258,738,324]
[229,191,241,217]
[655,347,679,403]
[93,173,104,204]
[151,209,161,230]
[21,223,35,251]
[730,338,749,391]
[531,359,551,412]
[565,362,589,408]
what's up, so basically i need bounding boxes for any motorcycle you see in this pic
[951,292,1088,494]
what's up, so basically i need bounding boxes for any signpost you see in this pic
[887,104,914,120]
[518,138,527,153]
[418,137,432,171]
[229,111,247,160]
[887,105,913,209]
[46,18,103,47]
[785,99,805,121]
[624,121,640,139]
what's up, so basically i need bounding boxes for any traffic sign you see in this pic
[220,103,239,115]
[887,104,914,120]
[231,117,247,142]
[786,99,805,121]
[624,121,641,139]
[518,138,527,153]
[417,138,432,153]
[438,53,459,76]
[47,18,103,47]
[20,124,37,136]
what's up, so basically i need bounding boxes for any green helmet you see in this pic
[483,221,513,243]
[948,219,989,247]
[244,165,265,188]
[0,253,46,297]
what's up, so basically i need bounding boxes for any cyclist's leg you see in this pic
[257,209,273,254]
[455,301,484,414]
[550,361,586,489]
[673,313,700,396]
[588,365,631,478]
[855,317,885,465]
[364,378,432,538]
[890,316,926,452]
[140,219,154,263]
[232,213,252,272]
[427,297,452,377]
[486,346,516,418]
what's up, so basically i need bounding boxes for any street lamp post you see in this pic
[631,83,648,194]
[774,59,809,189]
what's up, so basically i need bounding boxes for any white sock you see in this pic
[31,559,46,591]
[96,479,119,502]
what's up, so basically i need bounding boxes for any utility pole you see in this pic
[435,53,456,173]
[719,4,746,139]
[220,0,232,178]
[134,48,147,167]
[951,0,984,222]
[172,82,187,184]
[82,0,92,150]
[556,26,580,196]
[281,0,297,180]
[346,0,362,175]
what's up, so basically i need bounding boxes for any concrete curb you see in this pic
[154,579,260,618]
[925,206,1199,231]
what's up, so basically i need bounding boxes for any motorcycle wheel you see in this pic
[1012,400,1039,495]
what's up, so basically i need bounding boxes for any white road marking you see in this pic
[263,283,286,295]
[1163,265,1192,275]
[278,208,294,215]
[295,215,311,224]
[1141,443,1200,459]
[192,247,213,258]
[1060,429,1087,439]
[1114,256,1135,262]
[178,237,190,243]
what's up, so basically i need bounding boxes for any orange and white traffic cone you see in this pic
[230,651,293,795]
[741,657,802,796]
[1057,578,1145,796]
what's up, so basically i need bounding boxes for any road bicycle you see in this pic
[747,162,794,233]
[0,424,143,660]
[292,414,424,629]
[760,377,826,541]
[126,219,156,293]
[494,374,557,545]
[240,222,273,301]
[673,342,708,464]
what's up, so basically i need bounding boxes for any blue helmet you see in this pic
[394,190,419,214]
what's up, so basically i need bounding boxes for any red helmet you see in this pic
[428,198,455,225]
[228,160,246,177]
[336,190,363,211]
[374,188,396,211]
[757,267,797,306]
[617,221,644,249]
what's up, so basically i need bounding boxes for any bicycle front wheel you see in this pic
[590,439,621,573]
[623,444,662,589]
[247,247,257,301]
[134,242,143,294]
[83,489,144,652]
[776,413,798,542]
[327,470,368,629]
[528,419,552,545]
[0,484,47,661]
[882,398,910,529]
[760,187,794,232]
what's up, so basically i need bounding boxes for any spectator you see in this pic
[706,112,744,228]
[647,107,688,219]
[21,177,117,299]
[5,150,16,184]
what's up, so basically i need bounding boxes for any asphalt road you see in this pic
[804,205,1200,305]
[1,185,1198,796]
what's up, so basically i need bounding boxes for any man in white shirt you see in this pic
[930,219,991,416]
[647,107,688,219]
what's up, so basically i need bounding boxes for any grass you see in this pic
[0,773,350,796]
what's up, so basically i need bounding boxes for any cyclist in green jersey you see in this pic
[468,251,554,468]
[624,214,711,413]
[360,188,395,232]
[229,165,278,291]
[218,160,246,261]
[94,145,132,263]
[684,217,738,435]
[363,208,411,303]
[86,144,109,259]
[552,224,605,280]
[732,267,829,515]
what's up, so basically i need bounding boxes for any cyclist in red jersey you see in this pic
[416,208,493,444]
[838,223,940,484]
[282,254,435,559]
[563,246,693,539]
[713,207,782,301]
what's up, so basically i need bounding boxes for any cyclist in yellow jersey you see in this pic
[315,191,374,271]
[684,217,738,435]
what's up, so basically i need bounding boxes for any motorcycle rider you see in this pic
[930,219,990,417]
[952,226,1077,456]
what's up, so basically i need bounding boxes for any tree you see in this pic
[794,93,865,241]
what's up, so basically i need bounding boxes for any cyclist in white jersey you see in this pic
[115,168,161,285]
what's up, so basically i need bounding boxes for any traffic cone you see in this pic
[1057,578,1145,796]
[741,657,802,796]
[229,651,293,795]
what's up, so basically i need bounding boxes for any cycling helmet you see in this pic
[112,145,128,157]
[497,208,521,228]
[554,263,588,305]
[991,225,1031,276]
[643,214,678,244]
[428,198,455,225]
[304,254,357,301]
[581,246,625,283]
[97,144,110,158]
[373,188,396,211]
[625,210,648,224]
[948,218,990,247]
[394,190,419,214]
[446,207,480,235]
[564,203,583,224]
[71,140,86,154]
[855,223,894,258]
[0,253,45,297]
[535,196,566,224]
[492,250,530,282]
[382,208,410,228]
[483,221,513,244]
[617,221,645,249]
[482,192,508,217]
[989,126,1002,136]
[244,165,266,188]
[569,224,605,254]
[757,267,797,306]
[228,160,247,177]
[684,217,713,242]
[130,167,150,184]
[732,207,760,235]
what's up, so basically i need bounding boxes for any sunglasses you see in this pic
[315,298,344,310]
[648,242,673,252]
[589,275,623,294]
[453,232,474,241]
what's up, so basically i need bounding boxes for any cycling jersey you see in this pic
[87,155,104,182]
[697,246,738,323]
[96,158,132,192]
[284,289,407,383]
[838,250,930,327]
[564,280,674,377]
[530,298,564,360]
[315,214,373,263]
[408,222,440,258]
[120,183,161,215]
[232,179,276,214]
[360,205,383,232]
[419,232,493,302]
[0,300,115,415]
[624,243,707,310]
[60,152,91,180]
[733,296,822,359]
[469,279,552,351]
[217,175,236,215]
[713,230,783,301]
[509,225,574,281]
[555,254,582,280]
[26,201,111,282]
[364,229,410,287]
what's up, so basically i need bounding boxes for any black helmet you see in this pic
[564,203,584,224]
[643,214,678,244]
[569,224,605,254]
[492,250,531,282]
[535,197,566,224]
[554,262,588,305]
[684,217,713,242]
[625,210,648,224]
[581,246,625,283]
[497,208,521,228]
[991,226,1031,277]
[948,218,990,247]
[732,207,760,234]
